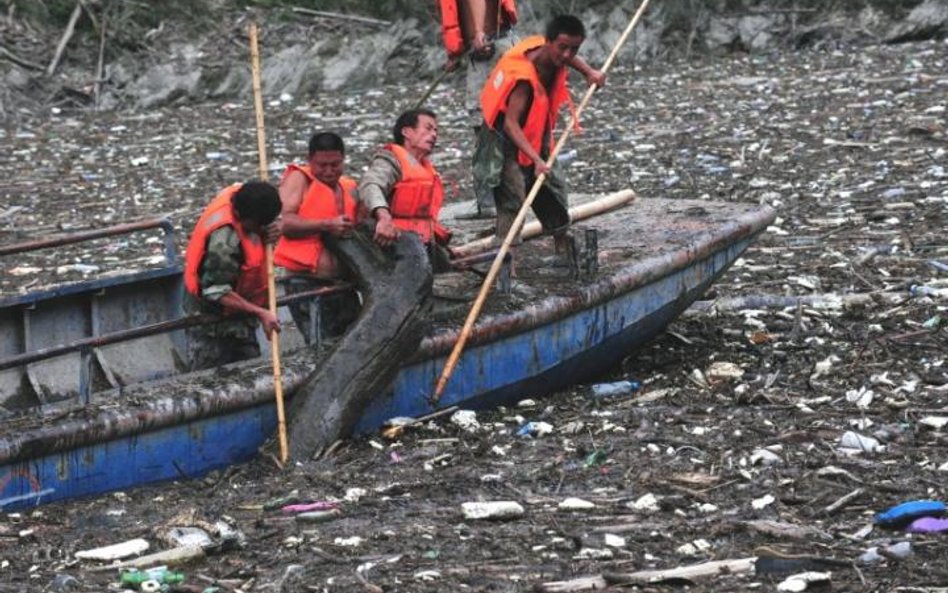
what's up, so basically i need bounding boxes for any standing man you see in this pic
[439,0,519,219]
[474,15,605,257]
[358,108,453,272]
[274,132,359,343]
[184,180,282,370]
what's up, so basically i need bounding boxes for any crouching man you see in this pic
[183,180,282,370]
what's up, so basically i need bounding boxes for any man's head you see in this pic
[544,15,586,68]
[232,180,281,235]
[307,132,346,188]
[393,108,438,158]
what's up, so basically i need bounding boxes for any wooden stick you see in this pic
[414,66,452,110]
[249,23,269,181]
[604,557,758,585]
[249,22,289,464]
[290,6,390,26]
[451,189,635,258]
[430,0,654,404]
[93,8,107,110]
[824,487,864,514]
[0,45,43,71]
[46,0,83,76]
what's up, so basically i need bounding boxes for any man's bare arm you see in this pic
[568,55,606,87]
[502,81,549,175]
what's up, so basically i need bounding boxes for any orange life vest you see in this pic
[385,143,450,244]
[184,183,268,309]
[439,0,518,58]
[273,164,358,274]
[481,35,571,167]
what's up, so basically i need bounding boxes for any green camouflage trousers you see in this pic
[472,125,570,241]
[184,293,260,371]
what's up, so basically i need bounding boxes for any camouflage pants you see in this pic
[466,32,518,211]
[472,125,570,242]
[283,275,361,346]
[186,318,260,371]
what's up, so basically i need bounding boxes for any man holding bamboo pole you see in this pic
[473,15,604,259]
[183,180,283,370]
[439,0,520,220]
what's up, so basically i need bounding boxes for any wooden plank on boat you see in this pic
[451,189,637,258]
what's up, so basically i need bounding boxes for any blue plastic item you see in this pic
[874,500,946,528]
[590,380,641,398]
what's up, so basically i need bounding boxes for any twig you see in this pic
[46,1,83,76]
[93,8,107,110]
[290,6,390,27]
[354,569,384,593]
[538,575,608,592]
[320,438,345,459]
[0,45,43,70]
[604,557,758,585]
[823,487,864,514]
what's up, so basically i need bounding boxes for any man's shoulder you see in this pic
[370,148,401,168]
[206,225,241,252]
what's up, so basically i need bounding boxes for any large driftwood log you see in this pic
[286,227,432,460]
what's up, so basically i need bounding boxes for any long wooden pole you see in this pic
[249,22,289,464]
[431,0,653,404]
[414,66,452,110]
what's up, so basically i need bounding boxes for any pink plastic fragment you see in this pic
[281,501,338,514]
[906,517,948,533]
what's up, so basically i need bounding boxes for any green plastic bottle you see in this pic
[120,568,185,586]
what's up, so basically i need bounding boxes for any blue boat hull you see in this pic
[0,234,753,511]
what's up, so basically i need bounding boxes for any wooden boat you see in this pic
[0,192,775,510]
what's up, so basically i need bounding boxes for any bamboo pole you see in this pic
[414,66,453,110]
[249,22,289,464]
[431,0,653,404]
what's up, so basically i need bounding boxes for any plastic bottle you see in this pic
[461,501,525,520]
[295,509,341,523]
[263,489,301,511]
[910,285,947,298]
[590,380,641,398]
[860,541,912,564]
[120,568,185,586]
[557,149,578,164]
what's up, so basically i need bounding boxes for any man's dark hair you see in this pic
[232,180,281,225]
[308,131,345,156]
[393,108,436,145]
[546,15,586,41]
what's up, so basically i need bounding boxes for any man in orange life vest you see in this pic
[358,108,453,272]
[183,181,282,370]
[439,0,519,219]
[474,15,605,258]
[274,132,360,344]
